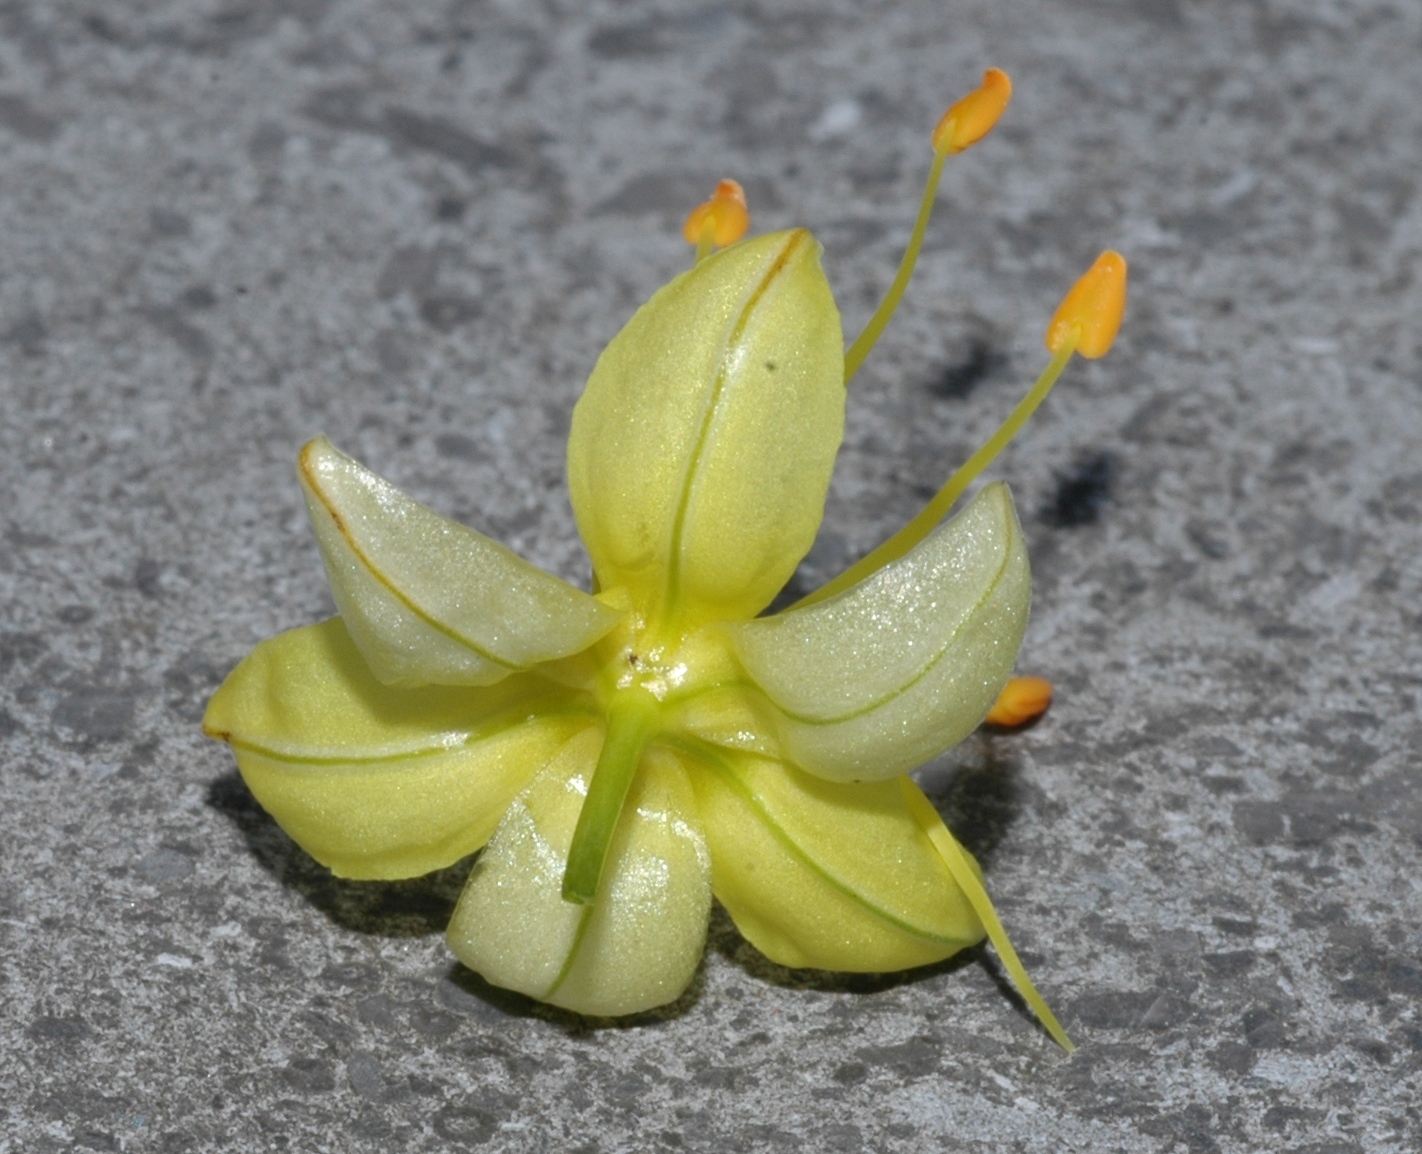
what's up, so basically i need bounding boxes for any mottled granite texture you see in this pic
[3,1,1421,1151]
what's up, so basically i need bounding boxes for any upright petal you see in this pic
[683,742,984,971]
[203,618,594,879]
[447,732,711,1017]
[300,437,621,686]
[729,482,1030,782]
[567,230,844,628]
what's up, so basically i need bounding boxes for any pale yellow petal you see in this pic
[683,742,984,972]
[663,684,783,759]
[567,230,844,627]
[447,732,711,1017]
[203,618,593,879]
[730,483,1030,782]
[300,437,621,686]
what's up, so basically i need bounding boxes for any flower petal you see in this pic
[567,230,844,627]
[300,437,621,686]
[683,742,984,971]
[664,684,783,759]
[729,482,1030,782]
[203,617,593,879]
[447,732,711,1016]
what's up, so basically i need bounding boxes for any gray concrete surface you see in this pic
[3,1,1421,1150]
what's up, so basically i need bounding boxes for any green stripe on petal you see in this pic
[301,437,622,687]
[203,618,592,879]
[568,230,844,630]
[447,733,711,1017]
[231,725,582,880]
[204,618,585,761]
[682,741,984,972]
[729,482,1030,782]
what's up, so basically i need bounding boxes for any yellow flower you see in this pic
[204,71,1125,1047]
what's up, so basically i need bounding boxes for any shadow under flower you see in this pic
[440,956,708,1033]
[205,770,472,938]
[916,732,1024,869]
[706,902,982,995]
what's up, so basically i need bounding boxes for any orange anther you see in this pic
[682,179,750,248]
[1045,250,1128,360]
[985,676,1053,728]
[931,68,1012,155]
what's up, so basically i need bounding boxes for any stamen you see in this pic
[683,179,750,263]
[695,217,718,265]
[561,687,662,905]
[801,344,1069,606]
[843,68,1012,383]
[985,676,1053,727]
[1046,250,1127,359]
[932,67,1013,155]
[799,250,1127,609]
[900,779,1075,1052]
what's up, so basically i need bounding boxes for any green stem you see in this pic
[561,687,663,905]
[796,342,1076,609]
[842,148,949,383]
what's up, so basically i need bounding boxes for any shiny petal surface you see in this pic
[448,731,712,1016]
[665,684,783,759]
[203,618,593,879]
[730,483,1030,782]
[684,742,984,971]
[568,230,844,626]
[300,437,621,686]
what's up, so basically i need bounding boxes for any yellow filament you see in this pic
[844,70,1011,383]
[901,780,1075,1052]
[842,149,948,382]
[798,341,1075,608]
[695,216,717,264]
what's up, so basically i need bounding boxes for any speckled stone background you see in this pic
[3,1,1421,1151]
